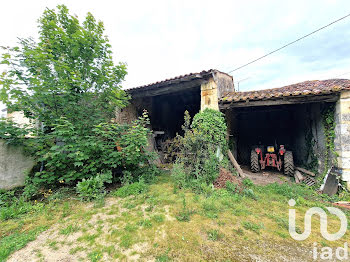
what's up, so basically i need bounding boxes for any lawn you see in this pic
[1,171,350,261]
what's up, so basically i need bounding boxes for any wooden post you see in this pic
[228,150,245,178]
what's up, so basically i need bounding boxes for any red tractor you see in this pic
[250,145,294,176]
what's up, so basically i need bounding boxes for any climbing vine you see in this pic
[304,128,318,172]
[322,104,338,170]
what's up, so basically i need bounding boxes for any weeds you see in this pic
[88,250,103,262]
[242,221,264,234]
[76,174,107,201]
[119,234,133,248]
[114,180,148,198]
[156,249,171,261]
[0,197,43,221]
[201,199,220,219]
[176,196,194,222]
[138,218,153,228]
[207,229,222,241]
[152,214,165,223]
[59,224,80,235]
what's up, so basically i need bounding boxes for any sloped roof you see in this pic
[221,79,350,103]
[126,69,231,93]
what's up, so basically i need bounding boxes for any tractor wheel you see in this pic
[284,151,294,176]
[250,149,260,173]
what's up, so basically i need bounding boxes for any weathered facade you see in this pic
[124,71,350,189]
[118,70,234,140]
[335,90,350,187]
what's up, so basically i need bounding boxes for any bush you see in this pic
[0,119,32,147]
[191,108,227,150]
[29,112,157,187]
[76,174,108,201]
[114,180,148,198]
[171,109,229,192]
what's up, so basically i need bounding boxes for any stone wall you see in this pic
[0,139,35,190]
[335,90,350,189]
[201,72,234,111]
[200,78,219,111]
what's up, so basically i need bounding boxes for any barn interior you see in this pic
[149,86,201,138]
[127,80,204,148]
[226,102,334,171]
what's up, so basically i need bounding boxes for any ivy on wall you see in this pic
[322,104,338,170]
[304,128,318,172]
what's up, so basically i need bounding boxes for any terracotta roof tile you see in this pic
[126,69,230,93]
[221,79,350,103]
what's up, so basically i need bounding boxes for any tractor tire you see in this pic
[250,149,260,173]
[284,151,294,176]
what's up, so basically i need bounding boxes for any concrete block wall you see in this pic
[335,90,350,189]
[0,139,35,190]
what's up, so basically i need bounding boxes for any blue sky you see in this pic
[1,0,350,94]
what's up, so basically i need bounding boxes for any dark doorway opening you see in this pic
[231,102,330,169]
[149,86,201,139]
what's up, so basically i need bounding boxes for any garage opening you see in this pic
[129,85,201,151]
[229,102,332,171]
[150,86,201,139]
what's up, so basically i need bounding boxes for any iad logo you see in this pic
[288,199,347,241]
[288,199,349,260]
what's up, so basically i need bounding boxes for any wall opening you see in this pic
[149,86,201,139]
[229,102,332,172]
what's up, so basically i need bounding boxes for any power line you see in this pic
[227,13,350,74]
[334,71,350,78]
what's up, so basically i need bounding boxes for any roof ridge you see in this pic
[126,69,232,92]
[221,79,350,103]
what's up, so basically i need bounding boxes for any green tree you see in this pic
[0,5,159,190]
[0,5,128,132]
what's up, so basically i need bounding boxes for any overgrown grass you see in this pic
[1,172,350,261]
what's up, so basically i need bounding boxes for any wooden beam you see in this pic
[128,79,206,98]
[220,94,339,109]
[295,167,316,177]
[228,150,245,178]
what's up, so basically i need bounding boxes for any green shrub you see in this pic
[0,119,34,149]
[22,181,41,201]
[191,108,227,149]
[31,113,156,186]
[171,109,229,192]
[76,174,108,201]
[114,180,148,198]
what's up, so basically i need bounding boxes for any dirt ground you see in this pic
[241,165,292,186]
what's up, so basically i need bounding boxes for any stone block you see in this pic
[0,140,35,190]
